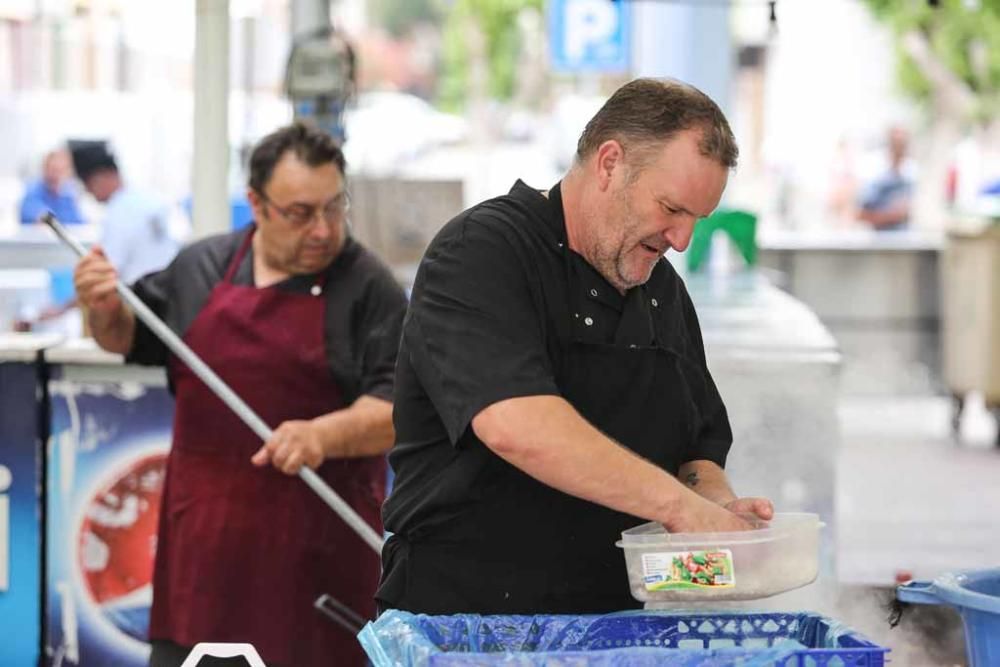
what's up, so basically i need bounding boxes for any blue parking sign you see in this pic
[549,0,630,73]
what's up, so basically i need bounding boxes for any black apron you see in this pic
[382,183,707,614]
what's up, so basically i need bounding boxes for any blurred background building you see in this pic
[1,0,997,230]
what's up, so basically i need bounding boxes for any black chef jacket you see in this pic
[379,180,733,614]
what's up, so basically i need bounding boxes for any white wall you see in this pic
[734,0,920,229]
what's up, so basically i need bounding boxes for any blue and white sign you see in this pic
[45,369,174,667]
[549,0,631,73]
[0,361,43,667]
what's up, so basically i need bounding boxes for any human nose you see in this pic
[306,211,334,240]
[664,217,696,253]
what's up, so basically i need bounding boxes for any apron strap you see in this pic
[222,226,256,284]
[223,225,330,294]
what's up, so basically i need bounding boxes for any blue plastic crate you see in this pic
[359,610,889,666]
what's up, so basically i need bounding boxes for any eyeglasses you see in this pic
[258,189,350,227]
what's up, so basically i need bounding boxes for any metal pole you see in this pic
[193,0,232,238]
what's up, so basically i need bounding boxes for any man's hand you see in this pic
[251,419,326,475]
[664,493,758,533]
[73,245,136,354]
[676,461,774,527]
[724,497,774,524]
[74,246,123,315]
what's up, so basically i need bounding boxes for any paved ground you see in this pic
[838,393,999,585]
[832,392,998,665]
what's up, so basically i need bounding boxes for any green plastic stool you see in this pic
[686,209,758,272]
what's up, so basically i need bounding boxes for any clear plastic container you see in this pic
[616,513,821,602]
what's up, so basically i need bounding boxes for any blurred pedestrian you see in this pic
[70,140,186,282]
[19,147,85,224]
[857,126,915,231]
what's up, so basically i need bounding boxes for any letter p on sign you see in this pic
[566,0,617,60]
[549,0,630,73]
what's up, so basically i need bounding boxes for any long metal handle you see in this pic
[43,212,385,554]
[314,593,365,636]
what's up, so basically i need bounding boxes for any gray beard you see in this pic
[579,196,647,292]
[585,237,628,293]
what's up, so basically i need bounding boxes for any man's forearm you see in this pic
[88,305,136,355]
[677,460,737,506]
[472,395,701,528]
[313,395,394,459]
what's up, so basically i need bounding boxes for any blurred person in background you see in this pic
[857,125,915,231]
[378,78,773,617]
[73,122,406,667]
[70,140,186,282]
[826,137,858,224]
[12,147,86,332]
[19,147,85,224]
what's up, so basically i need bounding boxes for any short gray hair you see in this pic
[576,78,738,170]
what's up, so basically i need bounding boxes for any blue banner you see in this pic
[45,369,173,667]
[0,361,43,666]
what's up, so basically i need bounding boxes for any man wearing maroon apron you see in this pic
[74,122,406,666]
[379,79,775,616]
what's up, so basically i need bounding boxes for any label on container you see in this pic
[640,549,735,591]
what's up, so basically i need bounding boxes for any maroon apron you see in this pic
[149,229,385,667]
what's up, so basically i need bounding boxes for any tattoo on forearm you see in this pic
[685,472,700,488]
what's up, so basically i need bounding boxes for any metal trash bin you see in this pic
[941,224,1000,443]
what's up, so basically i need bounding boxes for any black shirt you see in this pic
[127,227,407,404]
[383,180,732,538]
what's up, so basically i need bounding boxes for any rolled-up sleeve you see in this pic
[125,268,172,367]
[403,218,560,445]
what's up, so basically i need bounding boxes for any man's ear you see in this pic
[246,188,267,221]
[593,140,624,192]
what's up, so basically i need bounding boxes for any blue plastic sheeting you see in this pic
[427,644,802,666]
[358,610,888,667]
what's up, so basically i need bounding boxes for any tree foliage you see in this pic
[438,0,543,110]
[861,0,1000,123]
[368,0,444,39]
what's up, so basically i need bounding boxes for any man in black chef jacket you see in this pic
[378,78,775,616]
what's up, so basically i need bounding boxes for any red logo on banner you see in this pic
[77,453,166,607]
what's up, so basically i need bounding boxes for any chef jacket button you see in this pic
[310,285,322,296]
[590,288,598,297]
[584,317,594,326]
[651,298,658,307]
